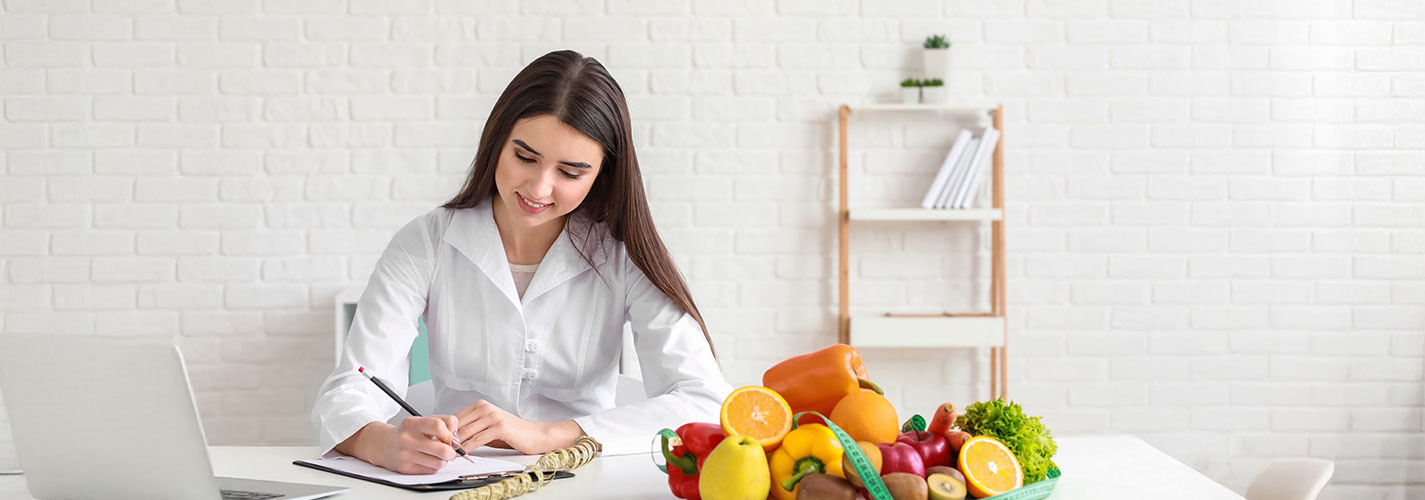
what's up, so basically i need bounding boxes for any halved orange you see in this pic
[957,436,1024,498]
[719,386,793,452]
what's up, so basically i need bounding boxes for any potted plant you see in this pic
[899,78,921,104]
[921,78,946,104]
[923,34,951,81]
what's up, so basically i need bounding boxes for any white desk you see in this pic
[0,435,1243,499]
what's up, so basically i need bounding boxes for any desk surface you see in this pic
[0,435,1243,500]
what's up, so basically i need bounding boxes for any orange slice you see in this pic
[957,436,1024,498]
[720,386,793,452]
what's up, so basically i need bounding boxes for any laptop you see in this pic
[0,335,347,500]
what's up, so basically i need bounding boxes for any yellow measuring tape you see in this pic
[447,435,600,500]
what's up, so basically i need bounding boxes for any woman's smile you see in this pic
[516,192,552,214]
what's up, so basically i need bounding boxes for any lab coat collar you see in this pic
[442,198,610,309]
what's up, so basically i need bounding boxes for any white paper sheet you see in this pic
[298,453,525,486]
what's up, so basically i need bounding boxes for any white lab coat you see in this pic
[311,199,732,456]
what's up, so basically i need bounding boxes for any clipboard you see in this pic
[293,459,575,492]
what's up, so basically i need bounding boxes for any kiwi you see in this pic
[926,466,966,485]
[880,472,929,500]
[927,473,967,500]
[842,459,865,488]
[795,473,856,500]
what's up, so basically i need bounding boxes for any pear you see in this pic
[699,435,772,500]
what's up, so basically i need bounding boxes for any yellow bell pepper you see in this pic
[767,423,845,500]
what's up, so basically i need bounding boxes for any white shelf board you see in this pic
[849,315,1004,348]
[848,103,997,114]
[849,208,1002,222]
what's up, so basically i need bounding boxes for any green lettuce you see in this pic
[958,399,1058,483]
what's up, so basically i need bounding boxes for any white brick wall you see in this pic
[2,1,1421,497]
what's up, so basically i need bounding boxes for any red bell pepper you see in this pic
[875,441,926,478]
[659,423,726,500]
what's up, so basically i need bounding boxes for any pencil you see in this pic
[358,366,474,464]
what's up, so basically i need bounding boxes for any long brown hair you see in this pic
[443,50,714,356]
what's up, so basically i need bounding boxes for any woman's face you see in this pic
[493,114,604,231]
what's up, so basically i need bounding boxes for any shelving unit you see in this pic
[837,102,1008,399]
[849,208,1002,222]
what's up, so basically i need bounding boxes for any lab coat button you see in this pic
[523,368,538,380]
[525,340,538,353]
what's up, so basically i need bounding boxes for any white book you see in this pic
[920,130,974,209]
[935,136,979,209]
[952,126,1000,209]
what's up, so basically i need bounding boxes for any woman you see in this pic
[311,50,732,475]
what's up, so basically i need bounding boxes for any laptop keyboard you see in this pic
[220,489,283,500]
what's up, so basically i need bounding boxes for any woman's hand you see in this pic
[453,400,583,454]
[351,416,463,475]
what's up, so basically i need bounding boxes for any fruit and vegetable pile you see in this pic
[654,344,1060,500]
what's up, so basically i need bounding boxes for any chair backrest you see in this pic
[334,287,432,417]
[1245,458,1334,500]
[616,323,648,405]
[334,287,430,385]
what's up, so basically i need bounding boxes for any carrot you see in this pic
[945,431,972,453]
[926,403,957,435]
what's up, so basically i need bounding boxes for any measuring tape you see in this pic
[980,469,1061,500]
[792,411,892,500]
[652,428,678,474]
[448,435,600,500]
[900,414,926,433]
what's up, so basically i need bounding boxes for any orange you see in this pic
[957,436,1023,498]
[828,391,899,444]
[719,386,793,452]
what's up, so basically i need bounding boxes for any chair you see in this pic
[335,287,435,420]
[1245,458,1334,500]
[614,323,644,405]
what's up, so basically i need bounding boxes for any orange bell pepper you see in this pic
[762,344,882,417]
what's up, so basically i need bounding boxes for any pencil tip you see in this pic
[357,366,364,373]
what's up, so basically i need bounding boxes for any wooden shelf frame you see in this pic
[848,208,1003,222]
[846,103,1000,114]
[837,103,1008,400]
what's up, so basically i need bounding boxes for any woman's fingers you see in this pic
[442,415,463,445]
[413,436,457,463]
[390,416,457,473]
[464,420,507,450]
[416,415,460,444]
[454,400,493,424]
[417,417,459,461]
[454,401,496,440]
[398,446,447,474]
[457,414,497,445]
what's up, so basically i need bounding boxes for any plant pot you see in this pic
[921,86,947,104]
[901,87,921,104]
[923,48,951,81]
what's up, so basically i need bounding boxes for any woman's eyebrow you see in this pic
[512,139,541,155]
[512,138,593,170]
